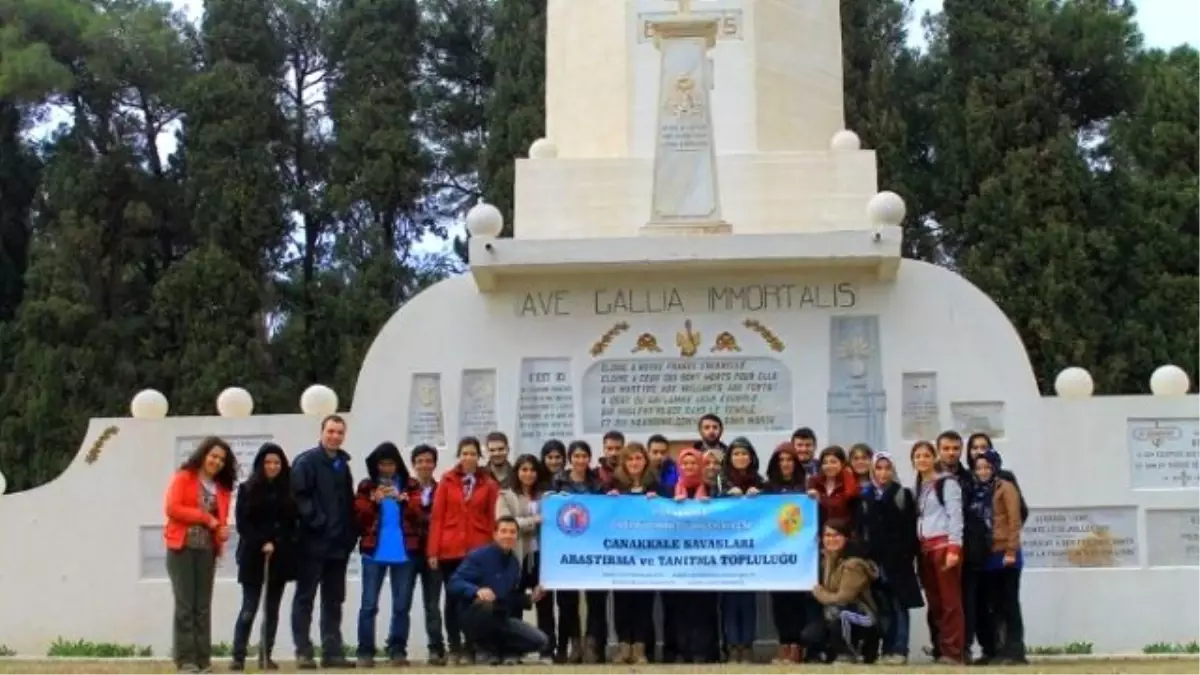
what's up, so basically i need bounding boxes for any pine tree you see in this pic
[481,0,545,235]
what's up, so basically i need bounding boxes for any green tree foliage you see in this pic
[1091,45,1199,391]
[481,0,545,235]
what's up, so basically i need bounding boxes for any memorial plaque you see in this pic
[174,435,272,483]
[581,357,792,434]
[517,358,576,453]
[138,525,237,581]
[1146,509,1200,567]
[1127,417,1199,490]
[406,373,445,447]
[826,316,887,451]
[900,372,940,440]
[951,400,1005,439]
[458,369,499,439]
[1022,507,1139,569]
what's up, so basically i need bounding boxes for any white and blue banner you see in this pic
[540,494,819,591]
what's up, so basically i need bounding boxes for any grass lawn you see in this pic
[0,660,1197,674]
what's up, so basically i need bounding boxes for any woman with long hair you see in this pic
[165,437,237,674]
[718,437,764,663]
[806,519,882,663]
[912,440,965,665]
[428,436,500,665]
[547,440,604,663]
[765,442,807,664]
[806,445,860,529]
[230,443,296,671]
[606,442,659,664]
[495,453,554,664]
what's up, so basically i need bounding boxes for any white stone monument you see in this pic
[0,0,1196,660]
[645,0,727,232]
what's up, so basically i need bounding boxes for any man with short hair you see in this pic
[598,431,624,486]
[695,414,727,452]
[791,427,819,479]
[291,415,357,669]
[485,431,513,485]
[449,517,550,665]
[403,444,446,665]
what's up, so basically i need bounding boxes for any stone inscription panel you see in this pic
[637,9,743,43]
[512,282,859,318]
[517,358,576,453]
[900,372,940,441]
[1128,417,1199,490]
[1146,509,1200,567]
[826,316,886,452]
[407,373,445,447]
[139,526,362,581]
[458,369,498,439]
[951,401,1005,439]
[581,357,792,434]
[1023,507,1139,569]
[174,435,272,483]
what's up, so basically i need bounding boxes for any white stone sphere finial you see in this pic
[300,384,339,416]
[1054,367,1094,398]
[0,469,7,495]
[528,138,559,159]
[130,389,169,419]
[466,200,504,238]
[867,190,906,227]
[216,387,254,417]
[830,129,861,151]
[1150,365,1190,396]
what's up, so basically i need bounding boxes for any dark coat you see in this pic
[858,481,923,609]
[447,542,526,616]
[291,445,357,559]
[235,446,299,586]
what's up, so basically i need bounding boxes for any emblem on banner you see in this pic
[777,502,803,537]
[556,502,591,537]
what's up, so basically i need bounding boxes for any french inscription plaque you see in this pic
[174,435,272,483]
[900,372,940,440]
[951,401,1005,438]
[581,357,792,434]
[517,358,576,453]
[1146,509,1200,567]
[1022,507,1139,569]
[826,316,887,451]
[406,373,445,447]
[458,369,499,439]
[1127,417,1199,490]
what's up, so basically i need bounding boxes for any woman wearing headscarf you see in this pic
[671,448,718,662]
[765,442,807,663]
[858,452,921,665]
[966,450,1026,664]
[230,443,297,671]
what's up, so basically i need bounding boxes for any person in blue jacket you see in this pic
[447,516,549,665]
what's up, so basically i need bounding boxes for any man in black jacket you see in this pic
[448,517,549,665]
[290,415,357,669]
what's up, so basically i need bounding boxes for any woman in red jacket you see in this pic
[164,436,236,674]
[806,445,860,529]
[428,436,499,665]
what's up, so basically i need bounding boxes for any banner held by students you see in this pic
[540,494,819,591]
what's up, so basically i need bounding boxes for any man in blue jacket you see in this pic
[290,415,357,669]
[448,516,549,665]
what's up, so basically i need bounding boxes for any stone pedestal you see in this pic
[645,17,727,232]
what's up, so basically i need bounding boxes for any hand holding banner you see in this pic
[540,494,819,591]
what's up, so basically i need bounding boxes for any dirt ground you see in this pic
[0,659,1196,674]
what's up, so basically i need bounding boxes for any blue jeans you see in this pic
[720,592,757,646]
[886,602,910,656]
[357,559,415,659]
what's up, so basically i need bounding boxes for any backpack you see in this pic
[935,472,1030,525]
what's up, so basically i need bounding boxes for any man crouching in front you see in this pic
[447,516,550,665]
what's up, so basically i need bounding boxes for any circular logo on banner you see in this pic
[777,502,804,537]
[556,501,590,537]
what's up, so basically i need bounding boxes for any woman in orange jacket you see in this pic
[164,436,237,674]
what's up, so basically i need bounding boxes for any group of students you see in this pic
[162,412,1029,672]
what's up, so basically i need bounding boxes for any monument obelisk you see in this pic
[645,0,728,233]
